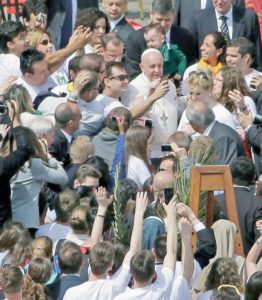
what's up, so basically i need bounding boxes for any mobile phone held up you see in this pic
[164,188,175,204]
[161,144,172,152]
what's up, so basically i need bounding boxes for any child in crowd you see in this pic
[144,23,187,83]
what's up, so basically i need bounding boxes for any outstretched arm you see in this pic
[163,196,177,271]
[89,187,113,246]
[123,192,148,265]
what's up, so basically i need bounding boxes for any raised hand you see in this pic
[95,186,113,208]
[135,191,148,216]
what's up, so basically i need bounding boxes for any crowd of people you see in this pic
[0,0,262,299]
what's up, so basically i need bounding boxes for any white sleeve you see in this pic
[244,96,257,117]
[170,276,191,300]
[111,264,131,293]
[63,286,78,300]
[154,268,174,300]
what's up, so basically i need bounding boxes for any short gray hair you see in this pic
[152,0,176,14]
[186,101,215,129]
[28,116,54,138]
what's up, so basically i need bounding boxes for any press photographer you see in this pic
[0,98,33,227]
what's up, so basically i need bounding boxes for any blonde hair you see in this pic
[31,236,52,260]
[27,28,44,49]
[70,136,94,162]
[23,257,52,300]
[188,68,213,91]
[27,28,51,49]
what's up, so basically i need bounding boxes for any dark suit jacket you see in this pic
[208,121,246,165]
[124,24,197,80]
[215,186,262,255]
[174,0,245,30]
[246,125,262,178]
[49,128,71,167]
[48,274,84,300]
[111,16,134,49]
[189,5,262,70]
[195,227,216,269]
[46,0,98,49]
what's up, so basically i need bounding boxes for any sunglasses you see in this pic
[108,75,129,82]
[189,71,209,81]
[40,39,52,46]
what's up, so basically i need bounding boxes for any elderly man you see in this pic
[122,48,180,159]
[186,101,245,164]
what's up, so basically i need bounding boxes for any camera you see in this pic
[0,94,11,125]
[253,114,262,125]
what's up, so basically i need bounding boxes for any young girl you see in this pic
[125,125,153,190]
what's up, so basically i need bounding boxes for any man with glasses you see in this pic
[68,69,123,137]
[103,62,129,100]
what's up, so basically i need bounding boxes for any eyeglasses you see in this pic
[40,39,52,46]
[108,75,129,82]
[189,71,209,81]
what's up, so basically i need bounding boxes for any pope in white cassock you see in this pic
[121,48,178,158]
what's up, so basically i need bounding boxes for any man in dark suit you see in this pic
[48,241,85,300]
[186,101,246,165]
[173,0,245,31]
[46,0,98,49]
[214,156,262,255]
[49,102,81,167]
[102,0,134,50]
[124,0,197,80]
[239,110,262,178]
[189,0,262,70]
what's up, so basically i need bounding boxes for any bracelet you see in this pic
[189,216,197,223]
[67,93,79,103]
[97,214,105,218]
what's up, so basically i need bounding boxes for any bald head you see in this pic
[153,171,174,192]
[55,102,81,134]
[140,48,163,81]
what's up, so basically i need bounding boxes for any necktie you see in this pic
[220,16,229,40]
[205,0,213,9]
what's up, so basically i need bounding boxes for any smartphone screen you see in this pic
[164,188,174,204]
[161,144,172,152]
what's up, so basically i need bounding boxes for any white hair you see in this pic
[28,116,54,138]
[141,48,162,62]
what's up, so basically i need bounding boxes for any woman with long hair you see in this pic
[212,66,256,155]
[0,222,32,267]
[178,68,236,134]
[3,84,41,127]
[182,31,226,95]
[125,125,153,190]
[10,127,68,236]
[27,28,68,86]
[197,257,243,300]
[23,257,52,300]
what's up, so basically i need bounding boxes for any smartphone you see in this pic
[144,118,153,128]
[161,144,172,152]
[161,75,169,82]
[164,188,175,204]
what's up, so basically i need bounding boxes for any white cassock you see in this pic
[122,73,178,158]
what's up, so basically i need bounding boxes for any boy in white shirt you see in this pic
[114,197,178,300]
[64,190,148,300]
[0,21,28,85]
